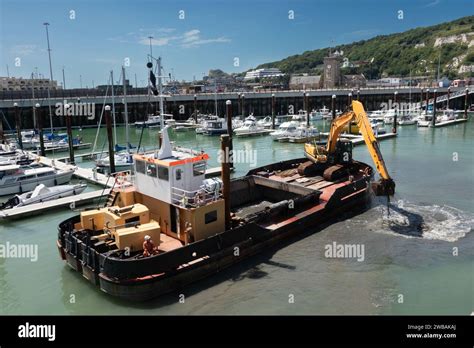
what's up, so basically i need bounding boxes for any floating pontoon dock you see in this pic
[0,188,110,220]
[234,130,273,137]
[319,132,397,145]
[430,119,468,128]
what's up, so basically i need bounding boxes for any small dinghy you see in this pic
[0,183,87,209]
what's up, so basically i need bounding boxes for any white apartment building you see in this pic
[244,68,284,80]
[0,76,61,91]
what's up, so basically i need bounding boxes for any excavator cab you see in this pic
[333,139,353,164]
[302,100,396,197]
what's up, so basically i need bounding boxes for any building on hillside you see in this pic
[0,76,61,91]
[342,74,367,88]
[244,68,284,80]
[323,55,342,88]
[289,74,321,89]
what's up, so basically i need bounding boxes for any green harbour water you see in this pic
[0,119,473,315]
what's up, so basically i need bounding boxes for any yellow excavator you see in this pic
[300,100,395,196]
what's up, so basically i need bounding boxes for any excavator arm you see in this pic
[350,101,395,196]
[304,100,395,196]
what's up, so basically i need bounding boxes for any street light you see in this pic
[148,36,153,60]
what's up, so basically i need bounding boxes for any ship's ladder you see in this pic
[105,190,119,207]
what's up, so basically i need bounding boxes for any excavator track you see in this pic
[323,165,346,181]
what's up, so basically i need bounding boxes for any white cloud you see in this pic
[110,28,230,49]
[138,37,174,46]
[181,37,231,48]
[424,0,441,7]
[10,44,36,56]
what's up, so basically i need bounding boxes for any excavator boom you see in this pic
[304,100,395,196]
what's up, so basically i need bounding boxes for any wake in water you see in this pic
[376,199,473,242]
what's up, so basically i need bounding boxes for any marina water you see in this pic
[1,119,472,314]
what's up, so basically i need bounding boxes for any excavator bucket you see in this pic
[371,178,396,196]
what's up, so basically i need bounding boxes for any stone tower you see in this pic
[323,55,342,88]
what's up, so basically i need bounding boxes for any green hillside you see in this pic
[256,15,474,80]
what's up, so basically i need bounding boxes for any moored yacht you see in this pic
[0,165,74,196]
[270,121,300,141]
[202,117,228,135]
[234,115,267,136]
[134,114,161,128]
[257,116,273,128]
[287,125,320,143]
[0,182,87,209]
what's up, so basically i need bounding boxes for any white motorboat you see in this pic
[291,110,308,122]
[134,114,161,128]
[95,152,134,173]
[309,107,329,120]
[0,153,35,167]
[0,182,87,209]
[383,109,396,124]
[195,115,219,134]
[0,143,18,157]
[287,125,320,143]
[397,115,416,125]
[417,120,431,127]
[257,116,273,128]
[234,115,265,136]
[173,117,197,132]
[0,165,74,196]
[202,118,227,135]
[270,121,300,141]
[436,109,456,123]
[147,113,176,129]
[368,110,386,122]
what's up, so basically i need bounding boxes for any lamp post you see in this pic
[432,89,437,127]
[271,93,276,129]
[425,89,430,116]
[36,103,45,156]
[393,91,398,133]
[464,88,469,120]
[43,22,54,134]
[14,103,22,150]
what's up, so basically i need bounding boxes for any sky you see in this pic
[0,0,472,88]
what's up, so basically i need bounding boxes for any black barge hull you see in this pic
[57,159,373,301]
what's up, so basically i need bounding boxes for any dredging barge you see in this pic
[57,101,395,301]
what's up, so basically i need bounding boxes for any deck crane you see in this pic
[300,100,395,197]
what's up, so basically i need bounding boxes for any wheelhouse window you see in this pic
[175,168,182,181]
[147,163,157,177]
[135,159,146,174]
[204,210,218,224]
[158,165,169,181]
[193,162,206,176]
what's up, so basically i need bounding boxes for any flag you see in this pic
[149,70,158,96]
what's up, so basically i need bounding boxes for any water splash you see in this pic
[377,199,473,242]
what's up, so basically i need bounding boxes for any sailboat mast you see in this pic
[409,69,412,104]
[111,70,117,144]
[214,80,218,116]
[158,57,164,129]
[122,66,129,147]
